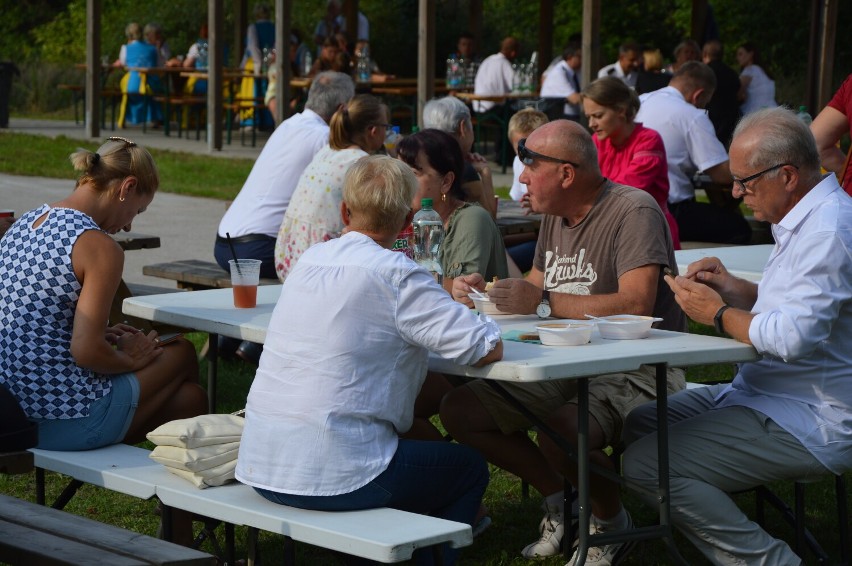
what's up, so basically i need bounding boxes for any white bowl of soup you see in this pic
[469,294,502,316]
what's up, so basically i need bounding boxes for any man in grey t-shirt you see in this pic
[444,120,686,565]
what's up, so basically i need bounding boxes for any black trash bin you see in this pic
[0,62,20,128]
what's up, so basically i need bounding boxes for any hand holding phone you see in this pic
[155,332,183,346]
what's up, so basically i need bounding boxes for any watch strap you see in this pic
[714,304,732,334]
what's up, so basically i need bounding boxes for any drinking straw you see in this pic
[225,232,242,276]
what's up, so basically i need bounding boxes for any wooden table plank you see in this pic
[112,232,161,251]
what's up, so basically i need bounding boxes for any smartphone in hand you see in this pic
[155,332,183,346]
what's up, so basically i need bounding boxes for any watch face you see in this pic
[536,302,551,318]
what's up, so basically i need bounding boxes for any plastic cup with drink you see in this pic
[228,259,262,308]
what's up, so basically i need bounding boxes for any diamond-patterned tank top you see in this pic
[0,204,112,419]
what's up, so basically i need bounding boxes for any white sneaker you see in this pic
[521,495,580,560]
[521,505,564,559]
[565,512,636,566]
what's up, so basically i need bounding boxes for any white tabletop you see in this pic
[124,287,758,381]
[124,285,282,344]
[675,244,773,282]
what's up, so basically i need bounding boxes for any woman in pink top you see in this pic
[582,77,680,249]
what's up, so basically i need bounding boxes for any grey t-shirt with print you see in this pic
[533,180,686,332]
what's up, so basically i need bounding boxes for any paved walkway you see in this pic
[1,118,513,288]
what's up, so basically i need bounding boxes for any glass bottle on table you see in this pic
[411,198,444,285]
[302,51,313,77]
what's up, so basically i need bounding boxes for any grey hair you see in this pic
[422,97,472,136]
[733,107,821,179]
[143,23,162,38]
[304,71,355,121]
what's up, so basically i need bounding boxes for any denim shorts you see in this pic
[33,373,140,451]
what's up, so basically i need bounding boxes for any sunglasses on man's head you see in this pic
[517,138,578,167]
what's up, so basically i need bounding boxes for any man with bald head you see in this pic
[624,107,852,564]
[473,36,520,113]
[444,120,686,565]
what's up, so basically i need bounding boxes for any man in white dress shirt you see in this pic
[636,61,751,244]
[539,42,583,121]
[214,71,354,278]
[625,106,852,565]
[473,36,519,113]
[596,42,641,88]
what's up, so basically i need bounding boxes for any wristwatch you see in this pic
[714,304,732,334]
[536,290,552,319]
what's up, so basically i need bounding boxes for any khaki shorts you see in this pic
[468,365,685,447]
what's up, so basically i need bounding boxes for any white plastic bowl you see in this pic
[536,322,594,346]
[469,294,503,316]
[594,315,662,340]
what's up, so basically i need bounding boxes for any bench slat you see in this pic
[0,494,215,566]
[143,259,279,291]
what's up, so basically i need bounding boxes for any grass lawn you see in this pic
[0,131,254,200]
[0,132,847,564]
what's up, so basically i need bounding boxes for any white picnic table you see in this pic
[124,285,758,565]
[675,244,773,282]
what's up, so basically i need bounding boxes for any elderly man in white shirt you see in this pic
[597,42,641,88]
[473,36,519,113]
[636,61,751,244]
[625,106,852,565]
[539,42,583,121]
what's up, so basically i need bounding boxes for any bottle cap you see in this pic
[421,198,433,208]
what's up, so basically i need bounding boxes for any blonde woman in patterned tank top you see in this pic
[0,137,206,453]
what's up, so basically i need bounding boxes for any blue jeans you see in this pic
[507,240,537,273]
[213,237,277,280]
[255,439,489,565]
[33,372,140,450]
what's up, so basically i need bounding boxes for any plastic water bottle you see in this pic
[198,42,209,69]
[797,105,813,125]
[446,56,463,89]
[302,51,312,77]
[411,198,444,285]
[384,125,401,157]
[357,56,371,82]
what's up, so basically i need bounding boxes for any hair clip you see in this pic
[92,153,100,165]
[107,136,137,147]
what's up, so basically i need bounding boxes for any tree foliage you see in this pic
[4,1,851,102]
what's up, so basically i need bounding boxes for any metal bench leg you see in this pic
[247,527,259,566]
[282,534,296,566]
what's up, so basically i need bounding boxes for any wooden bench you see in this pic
[0,493,215,565]
[143,259,279,291]
[56,84,122,130]
[31,444,472,565]
[154,95,207,139]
